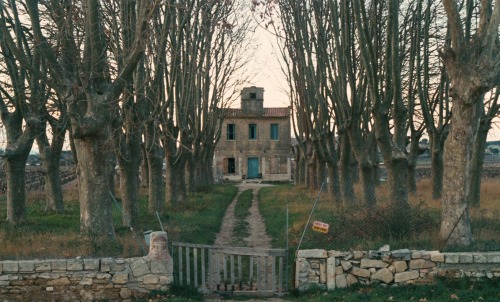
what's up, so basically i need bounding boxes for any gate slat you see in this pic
[178,246,183,286]
[193,248,198,288]
[249,256,254,289]
[186,247,190,285]
[230,254,235,286]
[256,257,261,291]
[238,255,242,286]
[201,248,206,292]
[279,256,283,293]
[223,254,227,285]
[271,256,276,293]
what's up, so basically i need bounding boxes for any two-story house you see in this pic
[214,86,292,181]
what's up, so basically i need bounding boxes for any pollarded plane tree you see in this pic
[439,0,500,246]
[1,0,159,237]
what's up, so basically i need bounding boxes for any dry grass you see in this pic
[259,178,500,252]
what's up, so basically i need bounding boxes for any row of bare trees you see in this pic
[255,0,499,246]
[0,0,253,238]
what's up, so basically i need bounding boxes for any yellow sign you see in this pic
[312,221,329,234]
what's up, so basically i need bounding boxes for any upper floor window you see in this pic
[227,124,236,140]
[270,124,279,140]
[249,124,257,140]
[250,92,256,99]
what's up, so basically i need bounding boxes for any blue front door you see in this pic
[247,157,259,179]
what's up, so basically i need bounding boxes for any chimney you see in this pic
[241,86,264,115]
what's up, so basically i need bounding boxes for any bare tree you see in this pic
[439,0,500,246]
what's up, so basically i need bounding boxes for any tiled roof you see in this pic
[224,107,290,118]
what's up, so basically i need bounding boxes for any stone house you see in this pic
[214,86,292,181]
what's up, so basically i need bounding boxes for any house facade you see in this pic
[214,86,292,181]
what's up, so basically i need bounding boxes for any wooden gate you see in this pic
[171,242,287,295]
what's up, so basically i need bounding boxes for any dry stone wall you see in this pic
[0,232,173,301]
[295,249,500,291]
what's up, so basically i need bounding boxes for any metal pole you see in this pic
[296,181,325,255]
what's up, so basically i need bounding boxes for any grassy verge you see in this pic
[288,278,500,302]
[259,183,500,252]
[231,189,253,246]
[0,184,238,260]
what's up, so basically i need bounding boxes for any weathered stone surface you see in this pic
[326,257,335,290]
[83,259,99,270]
[131,258,150,278]
[392,261,407,273]
[352,251,365,260]
[328,250,345,258]
[371,268,393,284]
[340,260,352,271]
[459,254,473,264]
[368,250,390,260]
[51,259,67,272]
[361,259,389,269]
[96,273,112,279]
[346,274,359,285]
[351,267,370,279]
[319,262,326,284]
[140,274,159,285]
[335,266,343,274]
[112,272,129,284]
[18,260,35,273]
[487,253,500,263]
[3,261,19,273]
[150,260,168,274]
[47,277,71,286]
[474,254,487,263]
[411,251,422,259]
[101,258,115,272]
[0,281,10,286]
[0,262,2,274]
[120,288,132,299]
[79,278,93,285]
[67,259,84,271]
[394,271,419,283]
[35,260,51,272]
[445,254,459,264]
[391,249,411,261]
[335,274,347,288]
[430,251,444,262]
[297,249,327,259]
[409,259,436,269]
[46,286,54,292]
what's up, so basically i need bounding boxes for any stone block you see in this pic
[409,259,436,270]
[459,254,473,264]
[67,259,84,271]
[411,251,422,259]
[96,273,112,279]
[0,281,10,286]
[35,260,51,272]
[326,257,336,290]
[335,274,347,288]
[361,259,389,269]
[47,277,71,286]
[320,262,326,283]
[392,261,407,273]
[346,274,359,285]
[390,249,411,261]
[150,260,168,274]
[51,259,67,272]
[140,274,159,284]
[430,251,444,263]
[368,250,390,260]
[46,286,54,292]
[131,258,150,278]
[80,278,93,285]
[328,250,345,258]
[351,267,370,279]
[352,251,365,260]
[340,260,352,271]
[487,253,500,263]
[120,288,132,299]
[371,268,394,284]
[297,249,327,259]
[335,266,343,274]
[84,259,100,270]
[0,275,9,281]
[19,260,35,273]
[445,254,459,264]
[394,270,419,283]
[112,272,129,284]
[474,254,487,263]
[3,261,19,273]
[101,258,115,272]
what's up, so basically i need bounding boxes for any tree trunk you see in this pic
[468,114,489,208]
[77,139,115,238]
[165,157,187,205]
[440,97,481,246]
[119,164,139,229]
[140,145,149,188]
[386,159,408,205]
[407,133,422,195]
[42,153,64,213]
[360,163,376,206]
[147,148,164,214]
[429,129,448,199]
[5,155,29,223]
[339,131,355,204]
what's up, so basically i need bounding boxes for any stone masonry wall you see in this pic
[295,249,500,291]
[0,256,173,301]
